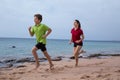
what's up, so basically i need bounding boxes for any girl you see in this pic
[70,20,85,67]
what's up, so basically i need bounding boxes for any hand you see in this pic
[28,27,32,31]
[42,35,47,38]
[75,40,80,43]
[69,41,72,44]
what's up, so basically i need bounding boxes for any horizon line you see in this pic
[0,37,120,42]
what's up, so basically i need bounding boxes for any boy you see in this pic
[28,14,54,70]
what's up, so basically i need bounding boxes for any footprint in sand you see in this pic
[64,65,73,68]
[52,67,64,71]
[12,71,25,74]
[96,74,111,78]
[86,62,105,67]
[57,67,65,71]
[0,77,7,80]
[80,75,90,79]
[0,72,4,75]
[45,67,65,73]
[115,70,120,73]
[92,62,105,66]
[41,74,49,78]
[27,69,42,74]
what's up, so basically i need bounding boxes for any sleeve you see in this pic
[31,27,35,34]
[43,24,49,31]
[81,29,83,35]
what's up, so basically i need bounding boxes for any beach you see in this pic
[0,0,120,80]
[0,56,120,80]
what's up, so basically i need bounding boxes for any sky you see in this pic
[0,0,120,41]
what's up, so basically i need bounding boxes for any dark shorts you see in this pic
[35,42,47,52]
[74,42,83,47]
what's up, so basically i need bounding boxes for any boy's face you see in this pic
[34,16,41,24]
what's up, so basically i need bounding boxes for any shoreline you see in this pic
[0,56,120,80]
[0,53,120,68]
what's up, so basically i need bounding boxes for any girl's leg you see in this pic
[73,47,76,56]
[78,49,86,55]
[74,46,82,67]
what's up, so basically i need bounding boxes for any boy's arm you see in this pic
[42,28,52,38]
[28,27,34,37]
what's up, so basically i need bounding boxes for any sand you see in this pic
[0,57,120,80]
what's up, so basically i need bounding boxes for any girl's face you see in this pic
[74,21,78,28]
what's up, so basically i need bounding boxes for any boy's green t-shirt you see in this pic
[31,23,49,44]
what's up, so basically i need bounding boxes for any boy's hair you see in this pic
[34,14,42,22]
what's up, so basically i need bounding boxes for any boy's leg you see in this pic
[43,51,54,70]
[32,46,39,69]
[74,46,82,67]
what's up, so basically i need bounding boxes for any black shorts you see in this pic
[74,42,83,47]
[35,42,47,52]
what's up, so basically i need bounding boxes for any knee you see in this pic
[32,47,37,53]
[43,51,48,55]
[74,53,78,57]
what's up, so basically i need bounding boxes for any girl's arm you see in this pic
[69,35,73,44]
[80,34,85,42]
[75,34,85,43]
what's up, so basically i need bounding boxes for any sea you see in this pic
[0,38,120,60]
